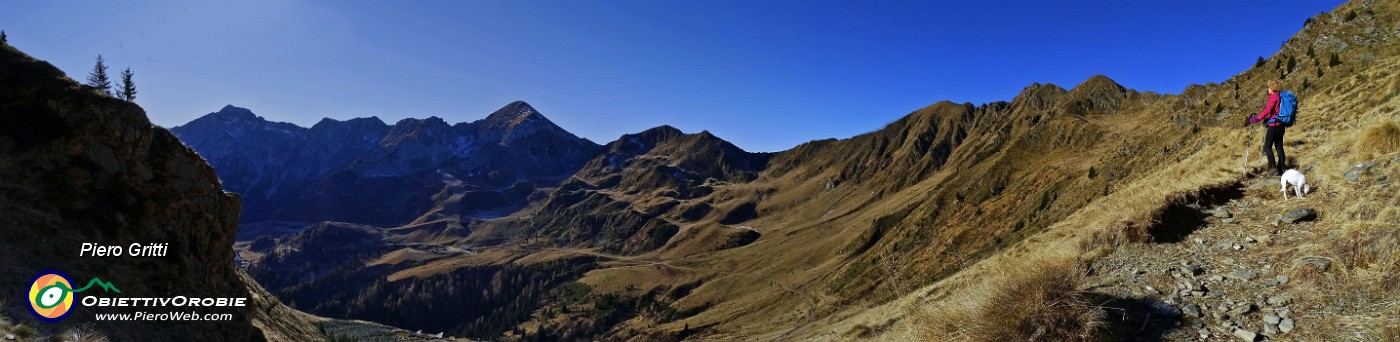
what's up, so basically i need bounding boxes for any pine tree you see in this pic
[1,31,8,46]
[86,55,113,95]
[120,67,137,101]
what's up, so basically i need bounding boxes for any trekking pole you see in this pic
[1243,124,1253,178]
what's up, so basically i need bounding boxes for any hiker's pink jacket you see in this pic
[1253,91,1282,127]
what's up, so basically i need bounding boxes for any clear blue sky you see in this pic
[2,1,1343,152]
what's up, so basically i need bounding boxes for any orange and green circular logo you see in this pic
[28,270,75,322]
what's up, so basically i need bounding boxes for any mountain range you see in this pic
[4,0,1398,341]
[171,101,602,227]
[176,2,1400,339]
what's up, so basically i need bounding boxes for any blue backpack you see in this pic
[1274,91,1298,126]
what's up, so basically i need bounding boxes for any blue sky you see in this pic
[2,1,1343,152]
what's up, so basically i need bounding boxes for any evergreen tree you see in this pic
[120,67,137,101]
[1,30,7,46]
[86,55,113,95]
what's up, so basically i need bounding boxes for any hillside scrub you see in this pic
[920,260,1103,341]
[1354,120,1400,156]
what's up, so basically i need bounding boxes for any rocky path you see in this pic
[1084,175,1333,341]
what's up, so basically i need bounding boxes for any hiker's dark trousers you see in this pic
[1262,125,1287,174]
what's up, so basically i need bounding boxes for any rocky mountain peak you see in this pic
[175,105,262,130]
[311,116,387,131]
[176,105,306,138]
[476,100,589,146]
[594,124,762,178]
[373,117,448,149]
[484,100,540,123]
[481,100,549,133]
[383,116,451,142]
[607,125,683,155]
[394,116,449,127]
[634,124,686,141]
[1072,75,1126,94]
[1058,74,1131,115]
[213,104,258,120]
[1010,82,1069,112]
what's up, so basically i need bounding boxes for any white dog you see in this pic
[1280,169,1310,200]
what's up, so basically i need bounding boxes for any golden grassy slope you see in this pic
[262,1,1399,340]
[526,1,1400,340]
[819,1,1400,339]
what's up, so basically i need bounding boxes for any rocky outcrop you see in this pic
[0,44,284,341]
[1279,208,1317,224]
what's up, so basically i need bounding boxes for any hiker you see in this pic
[1248,80,1295,176]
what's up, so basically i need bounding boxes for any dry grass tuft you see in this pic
[1383,323,1400,342]
[1293,258,1334,281]
[1347,200,1384,220]
[920,261,1103,341]
[1383,258,1400,294]
[1354,121,1400,156]
[1093,220,1152,247]
[1333,222,1400,273]
[1380,207,1400,222]
[65,323,110,342]
[13,323,37,338]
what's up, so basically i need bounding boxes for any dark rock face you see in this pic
[171,101,603,227]
[0,45,265,341]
